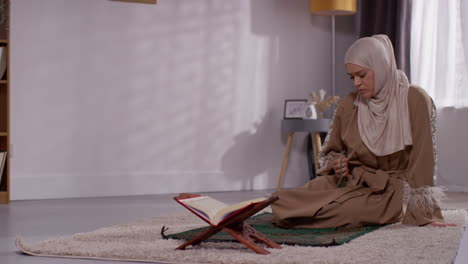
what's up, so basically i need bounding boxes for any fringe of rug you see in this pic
[402,182,446,212]
[161,226,169,239]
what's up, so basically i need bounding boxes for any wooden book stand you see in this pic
[174,195,282,254]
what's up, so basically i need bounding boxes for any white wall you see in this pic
[437,108,468,192]
[9,0,359,200]
[435,0,468,192]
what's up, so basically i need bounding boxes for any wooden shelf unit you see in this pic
[0,191,7,203]
[0,0,10,204]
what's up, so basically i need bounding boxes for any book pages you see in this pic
[179,196,227,222]
[212,197,266,224]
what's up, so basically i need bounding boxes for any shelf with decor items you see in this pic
[0,0,10,204]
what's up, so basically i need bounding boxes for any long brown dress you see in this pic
[272,86,444,228]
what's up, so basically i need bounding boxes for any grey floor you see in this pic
[0,190,467,264]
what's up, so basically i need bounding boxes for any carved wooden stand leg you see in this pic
[175,196,282,254]
[175,226,222,249]
[223,223,282,254]
[176,222,281,255]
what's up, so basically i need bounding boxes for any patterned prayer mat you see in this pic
[166,212,384,246]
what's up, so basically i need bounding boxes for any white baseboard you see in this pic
[10,171,286,200]
[442,185,468,193]
[13,171,465,200]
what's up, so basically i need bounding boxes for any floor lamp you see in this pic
[310,0,357,98]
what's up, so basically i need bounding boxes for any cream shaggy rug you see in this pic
[16,209,467,264]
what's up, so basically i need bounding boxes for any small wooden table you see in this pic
[277,119,331,191]
[174,196,282,254]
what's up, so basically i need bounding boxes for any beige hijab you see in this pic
[344,35,412,156]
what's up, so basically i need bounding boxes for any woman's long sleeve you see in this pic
[401,87,444,225]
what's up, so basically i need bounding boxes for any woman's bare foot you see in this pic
[427,221,457,227]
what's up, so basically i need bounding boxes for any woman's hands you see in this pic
[332,155,349,177]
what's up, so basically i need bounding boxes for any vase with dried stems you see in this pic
[309,89,340,119]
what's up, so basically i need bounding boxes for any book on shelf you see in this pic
[174,193,268,226]
[0,152,6,187]
[0,46,6,80]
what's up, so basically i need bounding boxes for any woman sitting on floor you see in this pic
[272,34,452,228]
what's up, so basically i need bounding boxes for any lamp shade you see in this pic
[310,0,357,16]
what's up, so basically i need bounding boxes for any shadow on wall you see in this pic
[436,107,468,192]
[221,112,277,190]
[14,0,355,198]
[16,0,249,197]
[218,0,332,190]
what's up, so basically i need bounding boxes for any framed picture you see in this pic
[284,99,307,119]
